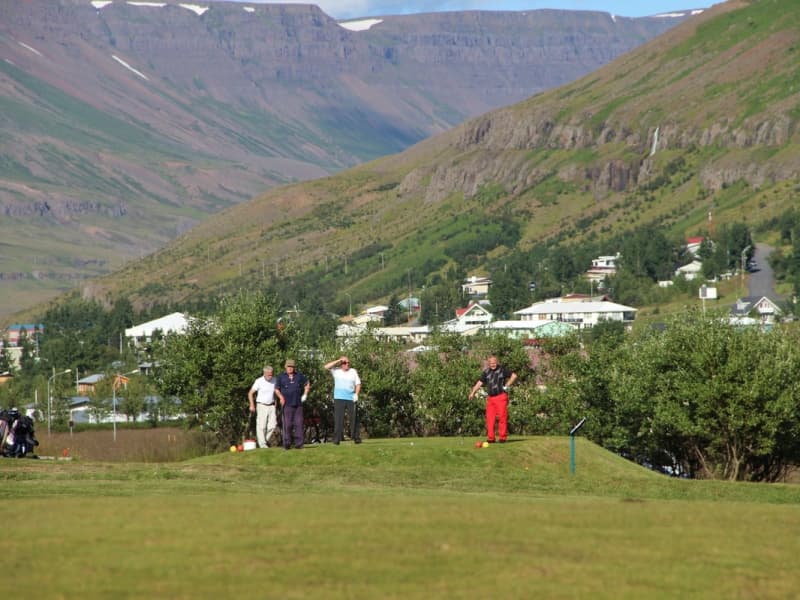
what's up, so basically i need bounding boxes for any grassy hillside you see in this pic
[5,436,800,598]
[8,0,800,323]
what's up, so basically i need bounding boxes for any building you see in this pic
[461,276,492,297]
[77,374,105,395]
[440,302,493,335]
[585,254,620,287]
[3,323,44,346]
[125,312,190,348]
[686,236,706,256]
[730,296,782,323]
[482,319,576,341]
[675,260,703,281]
[515,298,637,329]
[350,305,388,326]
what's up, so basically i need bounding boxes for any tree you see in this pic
[607,313,800,480]
[341,334,417,437]
[89,375,112,424]
[488,268,529,319]
[419,283,462,326]
[155,291,290,444]
[383,294,404,326]
[120,374,148,423]
[0,340,13,374]
[412,332,482,436]
[618,226,676,281]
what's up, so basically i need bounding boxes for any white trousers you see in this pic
[256,403,277,448]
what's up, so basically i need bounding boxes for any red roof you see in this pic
[686,236,705,244]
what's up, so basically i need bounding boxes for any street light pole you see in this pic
[47,368,72,436]
[112,376,117,443]
[740,245,752,296]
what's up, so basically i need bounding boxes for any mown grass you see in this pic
[3,436,799,598]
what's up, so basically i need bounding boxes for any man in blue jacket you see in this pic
[276,359,310,450]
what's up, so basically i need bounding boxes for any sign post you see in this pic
[699,284,717,317]
[569,417,587,475]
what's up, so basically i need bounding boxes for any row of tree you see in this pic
[150,291,800,482]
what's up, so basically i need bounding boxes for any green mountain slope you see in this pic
[20,0,800,318]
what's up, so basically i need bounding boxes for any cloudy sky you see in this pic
[239,1,705,20]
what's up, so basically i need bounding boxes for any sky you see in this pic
[237,1,706,20]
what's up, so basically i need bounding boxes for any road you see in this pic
[748,243,779,300]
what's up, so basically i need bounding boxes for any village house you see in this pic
[730,296,782,324]
[585,254,620,287]
[515,297,637,329]
[350,305,388,326]
[2,323,44,347]
[482,319,576,341]
[440,302,493,335]
[675,259,704,281]
[686,236,706,256]
[77,374,105,395]
[124,312,190,349]
[461,276,492,297]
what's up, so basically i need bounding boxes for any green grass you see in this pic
[4,436,800,598]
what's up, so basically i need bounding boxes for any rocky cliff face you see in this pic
[399,1,800,203]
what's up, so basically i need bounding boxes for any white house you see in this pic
[585,254,620,285]
[125,312,190,348]
[686,236,706,256]
[352,305,388,326]
[440,302,493,335]
[335,322,431,344]
[514,298,637,329]
[675,260,703,281]
[461,276,492,296]
[730,296,782,323]
[364,305,388,318]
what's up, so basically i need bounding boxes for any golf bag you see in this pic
[0,408,39,458]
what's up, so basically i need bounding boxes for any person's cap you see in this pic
[285,359,296,367]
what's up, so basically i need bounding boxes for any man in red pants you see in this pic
[469,355,517,443]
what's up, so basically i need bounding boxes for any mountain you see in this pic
[0,0,691,320]
[54,0,798,320]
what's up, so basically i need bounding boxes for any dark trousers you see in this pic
[333,399,360,443]
[282,403,304,449]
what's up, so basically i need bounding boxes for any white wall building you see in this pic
[125,312,190,348]
[515,298,637,329]
[440,302,493,335]
[461,276,492,296]
[675,260,704,280]
[585,253,620,284]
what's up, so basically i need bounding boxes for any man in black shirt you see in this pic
[469,355,517,443]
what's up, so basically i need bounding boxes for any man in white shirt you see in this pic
[324,356,362,444]
[248,365,282,448]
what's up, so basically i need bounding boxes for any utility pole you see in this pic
[407,269,412,324]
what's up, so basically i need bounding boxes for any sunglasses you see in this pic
[341,361,349,364]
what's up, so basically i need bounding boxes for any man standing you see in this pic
[248,365,282,448]
[469,355,517,444]
[324,356,362,445]
[276,359,310,450]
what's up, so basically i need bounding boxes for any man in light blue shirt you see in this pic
[324,356,362,444]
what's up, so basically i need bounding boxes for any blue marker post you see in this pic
[569,417,587,475]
